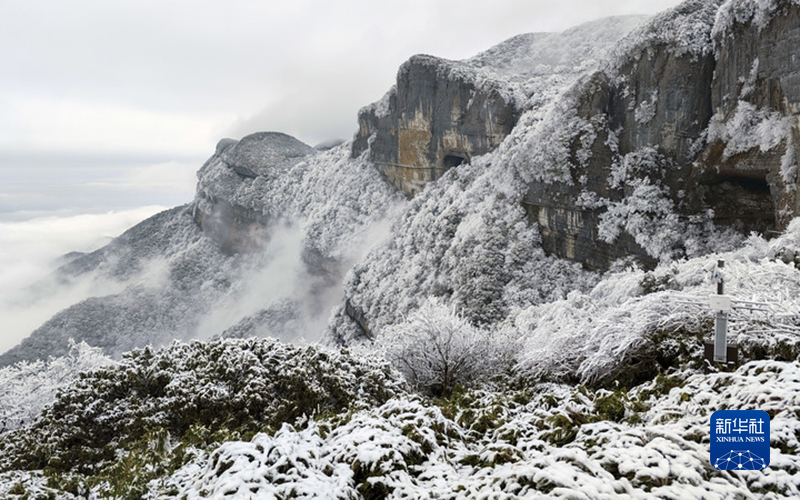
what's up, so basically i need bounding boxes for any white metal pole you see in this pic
[714,260,728,363]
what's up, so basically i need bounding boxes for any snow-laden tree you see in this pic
[0,340,112,434]
[380,299,516,396]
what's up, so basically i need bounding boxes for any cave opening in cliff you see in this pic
[703,172,776,236]
[442,154,467,169]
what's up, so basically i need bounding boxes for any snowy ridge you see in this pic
[466,16,648,84]
[0,140,403,366]
[604,0,725,76]
[713,0,800,37]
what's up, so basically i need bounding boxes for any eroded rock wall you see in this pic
[193,132,316,253]
[522,41,717,269]
[694,0,800,232]
[522,0,800,270]
[353,55,519,196]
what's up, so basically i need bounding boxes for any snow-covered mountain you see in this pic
[2,1,800,498]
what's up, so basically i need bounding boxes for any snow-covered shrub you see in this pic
[0,338,404,476]
[515,226,800,387]
[380,300,517,396]
[597,146,743,262]
[155,362,800,499]
[0,340,112,434]
[599,177,684,261]
[713,0,800,37]
[4,360,800,499]
[634,89,658,125]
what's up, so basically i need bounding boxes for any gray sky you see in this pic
[1,0,685,158]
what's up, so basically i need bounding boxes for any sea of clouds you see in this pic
[0,158,199,354]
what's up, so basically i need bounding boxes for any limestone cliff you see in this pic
[353,0,800,271]
[192,132,317,253]
[353,17,646,197]
[352,55,518,197]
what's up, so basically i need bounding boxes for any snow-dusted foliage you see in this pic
[707,100,794,160]
[8,360,781,499]
[599,178,682,261]
[606,0,725,74]
[3,353,800,499]
[339,0,754,342]
[510,91,594,185]
[379,300,517,396]
[634,89,658,125]
[781,135,798,188]
[514,224,800,386]
[0,338,403,478]
[464,16,648,104]
[342,154,599,335]
[713,0,800,37]
[4,2,800,498]
[340,16,649,338]
[0,340,112,434]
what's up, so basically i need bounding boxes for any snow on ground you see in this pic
[143,360,800,499]
[515,220,800,385]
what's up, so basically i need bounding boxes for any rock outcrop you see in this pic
[193,132,317,253]
[353,17,646,197]
[522,0,725,270]
[354,0,800,271]
[695,0,800,233]
[352,55,519,197]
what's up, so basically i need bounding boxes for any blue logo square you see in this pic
[710,410,770,470]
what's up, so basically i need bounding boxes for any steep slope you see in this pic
[336,0,800,343]
[0,136,402,366]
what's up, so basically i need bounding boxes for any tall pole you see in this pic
[714,260,728,363]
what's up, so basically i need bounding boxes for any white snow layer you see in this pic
[142,361,800,499]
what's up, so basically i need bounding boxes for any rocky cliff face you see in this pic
[193,132,317,253]
[352,0,800,271]
[352,56,519,197]
[353,17,646,197]
[520,0,724,270]
[696,0,800,232]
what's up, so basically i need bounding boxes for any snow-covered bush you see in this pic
[0,340,112,434]
[4,360,799,499]
[380,300,517,396]
[0,338,404,476]
[598,177,684,261]
[515,224,800,387]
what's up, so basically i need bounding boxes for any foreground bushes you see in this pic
[0,338,404,475]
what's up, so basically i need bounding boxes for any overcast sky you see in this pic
[1,0,685,158]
